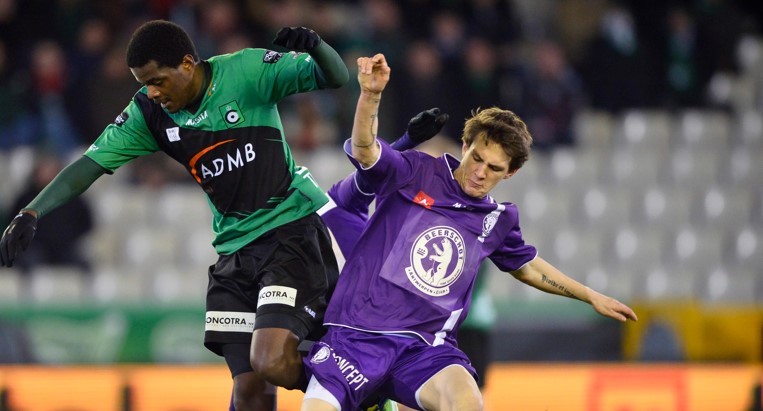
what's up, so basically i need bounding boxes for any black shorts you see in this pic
[204,213,339,357]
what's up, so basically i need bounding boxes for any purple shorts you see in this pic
[303,326,476,410]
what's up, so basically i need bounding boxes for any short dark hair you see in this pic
[462,107,533,172]
[126,20,198,69]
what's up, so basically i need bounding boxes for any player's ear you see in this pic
[181,54,195,71]
[503,169,518,180]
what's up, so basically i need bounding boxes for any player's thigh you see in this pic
[252,213,339,341]
[301,398,339,411]
[302,375,343,411]
[250,327,300,364]
[418,365,482,411]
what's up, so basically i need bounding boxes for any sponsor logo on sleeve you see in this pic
[257,285,297,308]
[114,111,129,126]
[263,50,283,63]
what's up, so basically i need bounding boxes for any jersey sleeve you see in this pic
[341,138,417,197]
[239,48,320,104]
[83,97,160,173]
[489,204,538,272]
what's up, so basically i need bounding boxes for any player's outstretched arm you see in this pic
[273,26,348,89]
[351,54,390,167]
[0,156,106,267]
[510,257,638,322]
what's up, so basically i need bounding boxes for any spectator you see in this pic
[5,153,94,277]
[27,40,84,155]
[580,3,655,112]
[516,40,584,150]
[662,7,704,109]
[195,0,245,58]
[396,41,460,141]
[84,45,139,138]
[456,37,502,134]
[430,9,467,66]
[463,0,520,46]
[361,0,406,70]
[0,39,35,150]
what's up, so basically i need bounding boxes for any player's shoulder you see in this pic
[496,200,522,226]
[209,48,300,66]
[399,148,440,164]
[207,48,262,65]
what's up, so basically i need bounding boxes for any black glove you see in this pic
[273,27,321,51]
[0,212,37,267]
[407,108,449,143]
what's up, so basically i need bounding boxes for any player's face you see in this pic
[456,135,516,198]
[130,55,197,113]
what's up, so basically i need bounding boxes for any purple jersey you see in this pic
[325,139,537,346]
[319,172,375,258]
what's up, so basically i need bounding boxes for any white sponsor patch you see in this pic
[166,126,180,142]
[205,311,256,333]
[258,286,297,308]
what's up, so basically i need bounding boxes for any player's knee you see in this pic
[250,353,302,389]
[231,372,277,411]
[422,367,483,411]
[440,389,483,411]
[464,392,484,411]
[451,383,483,411]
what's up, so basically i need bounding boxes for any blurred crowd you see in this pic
[1,0,761,158]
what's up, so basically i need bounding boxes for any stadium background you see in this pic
[0,0,762,409]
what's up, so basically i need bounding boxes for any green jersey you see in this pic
[85,48,329,254]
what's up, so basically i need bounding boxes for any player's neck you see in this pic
[453,167,467,193]
[187,61,210,114]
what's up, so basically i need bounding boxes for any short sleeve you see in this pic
[489,204,538,272]
[241,48,320,104]
[84,99,160,173]
[342,138,417,197]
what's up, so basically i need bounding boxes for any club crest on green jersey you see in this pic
[219,101,244,128]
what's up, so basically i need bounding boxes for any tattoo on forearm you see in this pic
[369,111,378,139]
[541,274,580,300]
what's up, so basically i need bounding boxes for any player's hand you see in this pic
[0,212,37,267]
[273,27,321,51]
[589,288,638,322]
[357,54,390,95]
[407,108,449,143]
